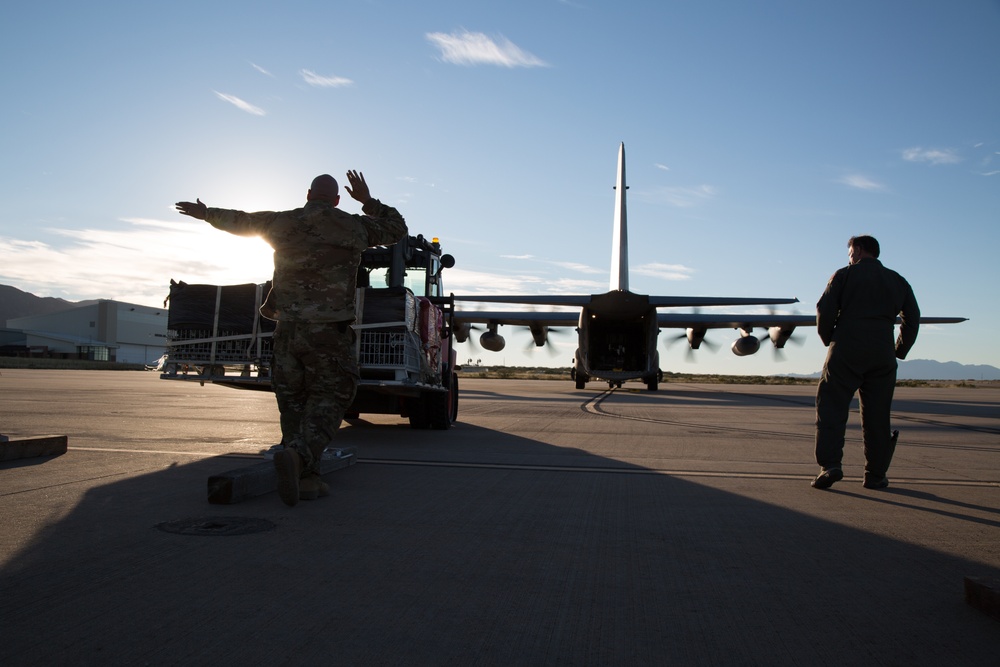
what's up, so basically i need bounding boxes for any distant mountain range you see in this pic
[0,284,88,325]
[892,359,999,381]
[2,283,996,379]
[777,360,1000,381]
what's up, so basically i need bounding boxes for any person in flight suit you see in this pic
[812,235,919,490]
[176,171,407,506]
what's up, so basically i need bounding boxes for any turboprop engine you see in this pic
[453,322,473,343]
[480,329,506,352]
[768,326,796,349]
[686,328,707,349]
[529,324,550,347]
[731,333,760,357]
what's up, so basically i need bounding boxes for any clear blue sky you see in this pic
[1,1,997,375]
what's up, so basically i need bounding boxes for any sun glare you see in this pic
[194,229,275,286]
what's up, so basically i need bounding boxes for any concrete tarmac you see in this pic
[1,369,998,666]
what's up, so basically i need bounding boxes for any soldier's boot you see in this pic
[273,448,303,507]
[299,474,331,501]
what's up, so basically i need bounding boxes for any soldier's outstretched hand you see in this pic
[175,199,207,220]
[344,170,372,204]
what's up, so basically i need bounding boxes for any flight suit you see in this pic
[815,257,919,478]
[206,198,407,475]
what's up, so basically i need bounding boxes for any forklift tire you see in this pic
[427,372,458,430]
[407,398,430,429]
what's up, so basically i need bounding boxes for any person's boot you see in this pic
[811,466,844,489]
[273,448,303,507]
[299,474,330,500]
[862,474,889,489]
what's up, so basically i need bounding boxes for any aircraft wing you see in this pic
[647,296,799,308]
[657,312,815,330]
[656,312,968,329]
[454,309,579,328]
[453,295,592,307]
[453,294,800,308]
[454,309,967,331]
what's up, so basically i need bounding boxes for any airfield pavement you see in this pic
[1,369,998,666]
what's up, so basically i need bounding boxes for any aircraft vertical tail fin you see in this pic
[610,142,628,292]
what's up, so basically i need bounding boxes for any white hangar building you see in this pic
[3,300,167,364]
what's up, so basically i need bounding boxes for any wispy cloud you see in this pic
[544,277,604,293]
[632,263,694,281]
[214,91,266,116]
[550,261,605,275]
[838,174,886,192]
[500,254,604,276]
[441,268,549,294]
[0,219,274,306]
[0,221,608,307]
[426,30,548,68]
[902,147,960,165]
[654,163,670,171]
[300,70,353,88]
[644,184,717,208]
[394,175,436,190]
[251,62,273,77]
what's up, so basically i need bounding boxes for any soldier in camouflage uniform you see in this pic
[176,171,407,506]
[812,235,919,491]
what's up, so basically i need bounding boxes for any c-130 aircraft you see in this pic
[451,143,966,391]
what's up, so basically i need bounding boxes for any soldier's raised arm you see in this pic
[175,199,207,220]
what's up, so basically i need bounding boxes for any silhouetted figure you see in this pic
[812,235,919,490]
[176,171,407,506]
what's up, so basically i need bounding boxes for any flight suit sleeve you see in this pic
[816,268,846,347]
[361,198,408,247]
[895,279,920,359]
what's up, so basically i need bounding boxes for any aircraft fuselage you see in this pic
[574,290,661,390]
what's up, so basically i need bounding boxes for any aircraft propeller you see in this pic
[664,328,718,362]
[763,307,806,360]
[766,325,805,360]
[453,321,483,346]
[523,325,568,357]
[732,323,804,360]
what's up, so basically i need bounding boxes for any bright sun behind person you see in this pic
[166,218,276,287]
[196,228,275,286]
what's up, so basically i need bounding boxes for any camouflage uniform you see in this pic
[815,257,919,479]
[205,198,407,475]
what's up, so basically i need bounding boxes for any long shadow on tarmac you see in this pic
[2,396,999,665]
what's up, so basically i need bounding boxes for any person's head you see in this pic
[307,174,340,205]
[848,235,880,264]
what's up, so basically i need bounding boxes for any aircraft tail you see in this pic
[610,142,628,292]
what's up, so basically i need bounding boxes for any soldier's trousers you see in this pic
[815,341,897,477]
[272,320,359,476]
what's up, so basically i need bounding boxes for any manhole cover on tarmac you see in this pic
[156,516,276,536]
